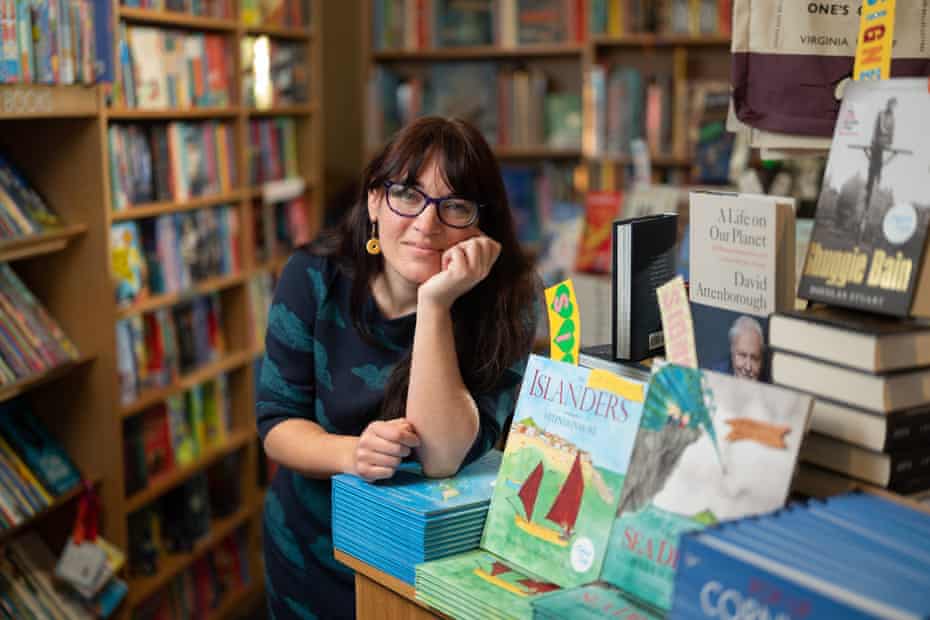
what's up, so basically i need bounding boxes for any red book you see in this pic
[575,190,623,273]
[142,405,175,480]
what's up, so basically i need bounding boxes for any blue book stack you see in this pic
[671,492,930,619]
[332,450,502,585]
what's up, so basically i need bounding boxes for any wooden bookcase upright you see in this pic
[0,1,324,617]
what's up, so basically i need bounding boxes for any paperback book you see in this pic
[601,364,812,610]
[481,354,646,588]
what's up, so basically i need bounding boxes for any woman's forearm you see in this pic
[406,300,480,478]
[263,418,359,478]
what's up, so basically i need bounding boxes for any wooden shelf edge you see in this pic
[591,33,731,47]
[372,43,583,61]
[118,7,238,30]
[334,549,417,601]
[0,477,101,544]
[119,349,254,418]
[0,224,88,262]
[495,147,582,159]
[0,355,95,405]
[127,503,256,608]
[0,85,99,119]
[107,107,240,120]
[243,24,312,39]
[116,271,248,319]
[246,103,315,116]
[124,427,256,514]
[110,192,244,221]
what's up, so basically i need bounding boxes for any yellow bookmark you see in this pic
[545,280,581,365]
[853,0,897,81]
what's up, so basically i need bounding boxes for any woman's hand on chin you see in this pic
[417,235,501,310]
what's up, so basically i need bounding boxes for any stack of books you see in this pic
[771,307,930,495]
[531,583,661,620]
[776,78,930,499]
[331,450,501,585]
[672,492,930,619]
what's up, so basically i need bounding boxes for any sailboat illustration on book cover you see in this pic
[481,354,645,588]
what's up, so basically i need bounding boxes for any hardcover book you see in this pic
[689,191,796,382]
[611,213,677,362]
[601,364,812,610]
[798,78,930,318]
[481,354,646,588]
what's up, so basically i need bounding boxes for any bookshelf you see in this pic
[0,0,322,617]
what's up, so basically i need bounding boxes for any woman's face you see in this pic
[367,160,482,286]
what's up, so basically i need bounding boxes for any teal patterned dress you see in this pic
[257,249,527,620]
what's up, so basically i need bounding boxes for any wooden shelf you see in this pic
[0,355,95,405]
[0,224,87,262]
[591,154,693,167]
[107,107,241,120]
[243,24,312,40]
[127,503,255,608]
[118,7,238,31]
[0,85,99,120]
[592,33,732,47]
[0,478,99,544]
[206,580,265,620]
[247,103,315,116]
[495,147,583,160]
[110,192,245,221]
[116,271,248,319]
[372,43,583,61]
[125,427,255,513]
[119,349,255,419]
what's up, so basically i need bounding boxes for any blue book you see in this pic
[92,0,114,83]
[333,449,501,517]
[0,397,81,496]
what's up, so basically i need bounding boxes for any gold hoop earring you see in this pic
[366,221,381,255]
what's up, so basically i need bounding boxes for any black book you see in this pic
[800,432,930,493]
[578,344,651,383]
[806,398,930,453]
[611,213,677,361]
[769,305,930,373]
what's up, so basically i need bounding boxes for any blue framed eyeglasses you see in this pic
[382,181,482,229]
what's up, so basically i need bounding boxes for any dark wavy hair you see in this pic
[312,116,538,421]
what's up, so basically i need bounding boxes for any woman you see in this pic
[257,117,539,619]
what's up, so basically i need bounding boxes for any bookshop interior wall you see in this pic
[0,0,928,619]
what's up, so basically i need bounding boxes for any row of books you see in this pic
[132,529,250,620]
[246,272,274,351]
[108,122,238,209]
[0,0,113,85]
[0,264,80,386]
[115,295,225,405]
[372,0,586,50]
[120,0,235,19]
[369,63,581,152]
[110,207,241,306]
[0,397,82,531]
[247,117,300,186]
[241,0,309,28]
[123,376,233,496]
[116,24,233,110]
[241,36,309,110]
[0,153,64,239]
[253,196,310,263]
[589,0,732,37]
[129,457,241,575]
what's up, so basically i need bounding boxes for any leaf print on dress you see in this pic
[306,266,346,328]
[261,356,312,405]
[268,303,314,352]
[285,597,319,620]
[313,338,333,391]
[265,490,304,569]
[310,536,355,577]
[351,364,393,390]
[291,470,331,525]
[314,399,337,433]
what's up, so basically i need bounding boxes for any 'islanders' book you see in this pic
[601,364,813,610]
[798,78,930,318]
[481,354,646,588]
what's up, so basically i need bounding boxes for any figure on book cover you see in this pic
[255,117,539,619]
[709,315,765,382]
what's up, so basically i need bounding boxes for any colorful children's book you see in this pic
[531,583,663,620]
[481,354,646,588]
[601,364,813,610]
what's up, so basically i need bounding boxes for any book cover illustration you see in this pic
[602,364,812,610]
[333,450,501,517]
[532,583,663,620]
[482,355,645,588]
[799,78,930,317]
[416,550,560,618]
[110,221,147,307]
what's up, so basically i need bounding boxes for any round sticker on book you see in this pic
[570,536,595,573]
[883,203,918,245]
